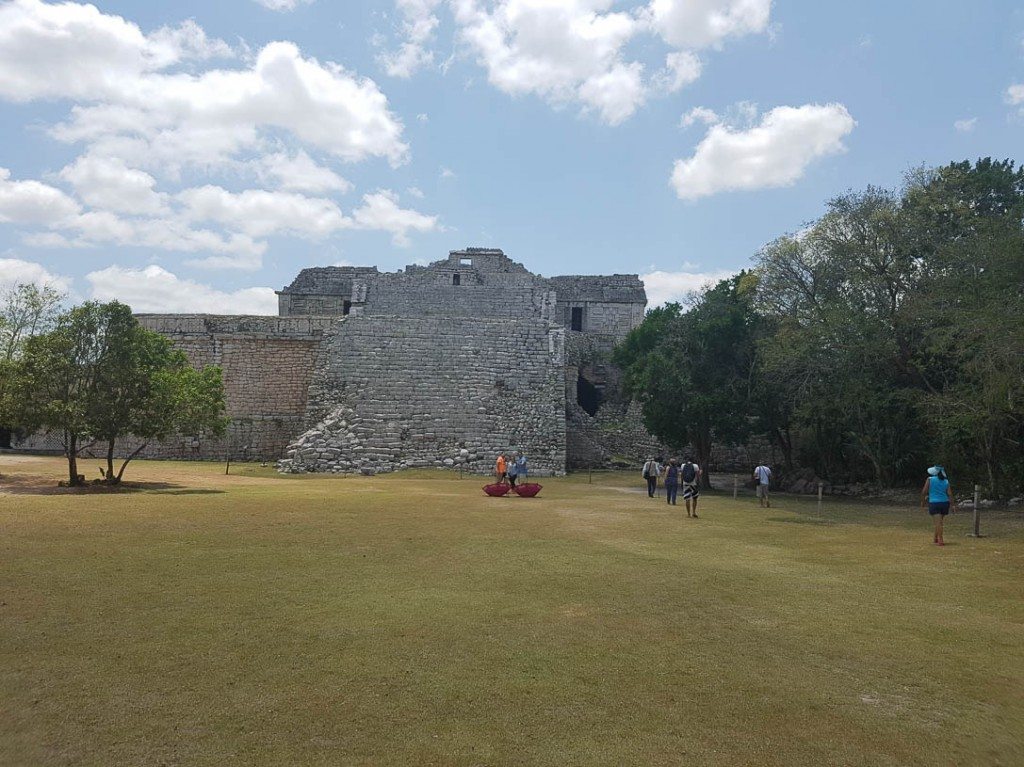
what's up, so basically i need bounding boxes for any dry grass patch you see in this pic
[2,457,1022,766]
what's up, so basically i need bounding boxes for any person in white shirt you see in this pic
[642,457,661,498]
[753,463,772,507]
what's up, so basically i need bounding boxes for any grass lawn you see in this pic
[2,456,1022,766]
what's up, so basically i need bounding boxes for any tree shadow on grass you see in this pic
[0,475,224,496]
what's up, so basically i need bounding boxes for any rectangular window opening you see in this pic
[571,307,583,331]
[452,273,461,286]
[459,257,472,266]
[342,300,351,316]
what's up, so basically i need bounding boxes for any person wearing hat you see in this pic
[920,465,957,545]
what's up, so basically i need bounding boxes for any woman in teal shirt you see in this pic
[920,466,957,546]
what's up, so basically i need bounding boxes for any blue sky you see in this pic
[0,0,1021,311]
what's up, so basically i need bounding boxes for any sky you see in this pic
[0,0,1022,312]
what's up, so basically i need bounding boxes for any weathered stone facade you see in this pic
[109,248,650,474]
[279,316,566,475]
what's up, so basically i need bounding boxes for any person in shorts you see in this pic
[753,463,772,508]
[920,465,957,546]
[680,456,701,518]
[494,454,507,485]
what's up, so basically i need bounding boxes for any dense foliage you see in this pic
[4,300,227,485]
[617,158,1024,495]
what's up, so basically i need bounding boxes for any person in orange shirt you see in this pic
[495,454,507,485]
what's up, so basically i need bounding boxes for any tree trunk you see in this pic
[66,432,81,486]
[695,432,713,489]
[106,438,118,485]
[115,443,149,483]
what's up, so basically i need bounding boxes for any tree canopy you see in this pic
[6,300,226,486]
[616,157,1024,496]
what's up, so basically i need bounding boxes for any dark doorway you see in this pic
[570,306,583,331]
[342,300,352,315]
[576,373,602,416]
[453,273,461,286]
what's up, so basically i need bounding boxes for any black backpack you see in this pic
[682,462,697,483]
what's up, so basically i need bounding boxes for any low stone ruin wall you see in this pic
[132,315,335,461]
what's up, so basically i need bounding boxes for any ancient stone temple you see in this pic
[131,248,654,475]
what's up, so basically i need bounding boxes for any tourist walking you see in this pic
[664,458,680,506]
[681,456,701,518]
[753,462,772,508]
[920,465,956,546]
[515,452,528,481]
[507,452,519,489]
[495,454,507,485]
[642,457,660,498]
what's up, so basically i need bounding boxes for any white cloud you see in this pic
[953,117,977,133]
[416,112,429,122]
[0,0,233,102]
[59,154,166,215]
[641,0,771,49]
[655,50,702,93]
[0,168,81,226]
[640,266,736,306]
[48,40,409,171]
[177,186,351,239]
[0,2,442,271]
[670,103,855,200]
[255,150,352,194]
[378,0,442,78]
[679,105,719,128]
[440,166,456,179]
[1006,83,1024,109]
[0,257,73,293]
[87,264,277,314]
[253,0,314,11]
[452,0,643,125]
[351,189,439,245]
[406,186,425,198]
[446,0,769,125]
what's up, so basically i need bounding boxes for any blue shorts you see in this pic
[928,502,950,516]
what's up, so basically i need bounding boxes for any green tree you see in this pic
[615,274,761,487]
[904,159,1024,494]
[10,302,115,485]
[85,305,228,484]
[8,301,227,486]
[0,283,64,448]
[755,188,928,485]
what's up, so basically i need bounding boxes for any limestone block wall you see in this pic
[132,315,335,460]
[360,274,551,320]
[279,315,567,475]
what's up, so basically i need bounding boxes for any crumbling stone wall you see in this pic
[132,315,334,460]
[279,315,567,475]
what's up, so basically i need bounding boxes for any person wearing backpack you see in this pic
[680,456,701,518]
[664,458,680,506]
[642,457,660,498]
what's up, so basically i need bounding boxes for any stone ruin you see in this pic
[126,248,659,475]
